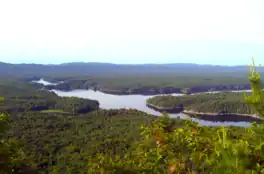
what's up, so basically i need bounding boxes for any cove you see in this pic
[34,79,255,127]
[51,89,253,127]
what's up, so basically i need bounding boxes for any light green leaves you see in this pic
[244,57,264,118]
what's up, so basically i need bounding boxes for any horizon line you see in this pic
[0,61,253,67]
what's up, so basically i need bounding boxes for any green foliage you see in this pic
[147,92,256,114]
[85,114,264,173]
[44,75,253,95]
[0,83,99,115]
[0,98,36,173]
[2,57,264,173]
[0,97,8,136]
[245,57,264,117]
[5,109,166,173]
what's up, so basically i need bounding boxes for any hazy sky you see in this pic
[0,0,264,65]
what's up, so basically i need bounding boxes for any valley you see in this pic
[2,0,264,171]
[0,61,263,173]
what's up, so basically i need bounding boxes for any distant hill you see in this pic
[0,61,262,79]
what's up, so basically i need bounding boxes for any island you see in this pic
[146,92,263,122]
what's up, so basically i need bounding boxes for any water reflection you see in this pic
[52,89,253,127]
[32,78,62,86]
[32,78,254,127]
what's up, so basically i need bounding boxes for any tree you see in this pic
[0,97,36,174]
[244,56,264,117]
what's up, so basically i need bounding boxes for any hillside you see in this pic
[0,80,99,115]
[1,61,263,79]
[3,59,264,173]
[2,61,261,95]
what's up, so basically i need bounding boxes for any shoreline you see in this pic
[182,110,260,118]
[98,88,252,96]
[146,103,263,123]
[146,103,184,113]
[31,78,253,96]
[42,85,252,96]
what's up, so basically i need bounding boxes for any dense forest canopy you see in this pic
[43,75,251,91]
[2,61,263,95]
[147,92,258,115]
[5,109,160,173]
[0,80,99,115]
[2,58,264,173]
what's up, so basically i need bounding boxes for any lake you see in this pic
[35,78,253,127]
[32,79,63,86]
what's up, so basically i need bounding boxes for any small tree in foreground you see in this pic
[244,56,264,117]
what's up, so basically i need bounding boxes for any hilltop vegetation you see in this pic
[147,92,257,115]
[5,109,161,173]
[5,110,259,173]
[83,58,264,173]
[2,58,264,173]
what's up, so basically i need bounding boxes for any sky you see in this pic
[0,0,264,65]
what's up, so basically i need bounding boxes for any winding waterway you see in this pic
[35,79,254,127]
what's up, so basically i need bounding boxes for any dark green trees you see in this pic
[0,98,36,173]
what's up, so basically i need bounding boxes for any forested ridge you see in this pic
[1,61,261,95]
[2,61,263,78]
[41,75,253,95]
[1,58,264,173]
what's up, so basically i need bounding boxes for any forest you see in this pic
[147,92,257,115]
[41,75,252,95]
[1,59,264,173]
[0,80,99,115]
[0,61,260,95]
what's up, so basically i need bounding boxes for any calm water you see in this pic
[52,89,252,127]
[34,79,253,127]
[33,79,62,86]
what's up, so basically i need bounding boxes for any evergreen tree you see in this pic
[244,56,264,117]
